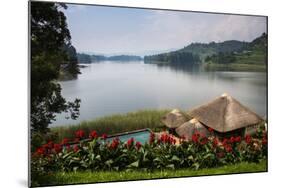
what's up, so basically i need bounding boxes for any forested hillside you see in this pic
[77,53,142,63]
[144,33,267,70]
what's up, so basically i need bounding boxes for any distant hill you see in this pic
[205,33,267,65]
[179,40,248,61]
[144,51,200,65]
[91,55,107,62]
[77,53,142,63]
[144,33,267,68]
[107,55,142,61]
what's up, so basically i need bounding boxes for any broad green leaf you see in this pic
[166,164,175,169]
[129,160,139,168]
[171,155,180,161]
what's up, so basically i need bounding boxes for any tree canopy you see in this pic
[31,2,80,133]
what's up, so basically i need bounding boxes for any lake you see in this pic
[51,61,267,127]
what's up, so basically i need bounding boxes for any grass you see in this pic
[33,160,267,187]
[51,109,171,142]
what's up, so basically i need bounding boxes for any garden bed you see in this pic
[31,127,267,187]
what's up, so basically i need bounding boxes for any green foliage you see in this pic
[31,130,267,185]
[62,43,80,77]
[144,51,200,64]
[144,33,267,69]
[51,109,170,142]
[31,131,59,152]
[31,2,80,133]
[204,33,267,66]
[181,40,248,60]
[205,52,236,64]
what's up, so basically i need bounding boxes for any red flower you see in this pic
[222,138,228,145]
[245,135,252,144]
[160,134,167,143]
[135,141,142,150]
[48,141,54,148]
[208,127,214,133]
[73,138,80,143]
[235,136,241,143]
[192,133,199,143]
[36,147,45,156]
[42,141,53,150]
[73,145,79,153]
[224,144,233,153]
[149,133,155,144]
[110,138,120,150]
[66,145,71,152]
[159,134,175,144]
[200,137,208,145]
[61,138,69,145]
[230,136,235,143]
[170,137,176,145]
[213,138,219,147]
[54,144,62,153]
[101,133,107,140]
[127,138,134,148]
[75,130,85,139]
[89,130,98,139]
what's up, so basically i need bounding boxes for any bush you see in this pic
[31,128,267,181]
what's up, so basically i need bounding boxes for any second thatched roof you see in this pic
[188,93,263,133]
[176,118,212,141]
[161,109,188,129]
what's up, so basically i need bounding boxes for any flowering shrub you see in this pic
[75,130,85,140]
[31,129,267,176]
[89,130,98,139]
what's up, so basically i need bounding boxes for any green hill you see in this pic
[144,33,267,71]
[205,33,267,65]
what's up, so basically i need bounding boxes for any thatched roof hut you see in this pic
[161,109,188,129]
[175,118,212,141]
[188,93,263,133]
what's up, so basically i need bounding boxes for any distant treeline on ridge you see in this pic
[77,54,143,64]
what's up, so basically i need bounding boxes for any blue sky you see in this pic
[63,4,267,56]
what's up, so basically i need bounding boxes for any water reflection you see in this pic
[52,61,267,126]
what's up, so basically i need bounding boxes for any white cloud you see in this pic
[106,11,266,54]
[65,6,267,55]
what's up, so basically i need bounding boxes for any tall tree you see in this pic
[31,2,80,133]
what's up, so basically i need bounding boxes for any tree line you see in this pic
[77,53,143,64]
[144,51,200,64]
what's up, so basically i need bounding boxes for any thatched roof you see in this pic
[188,93,263,133]
[175,118,211,141]
[161,109,188,129]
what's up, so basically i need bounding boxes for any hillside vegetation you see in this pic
[77,53,143,63]
[144,33,267,71]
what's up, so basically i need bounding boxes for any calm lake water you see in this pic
[51,61,267,127]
